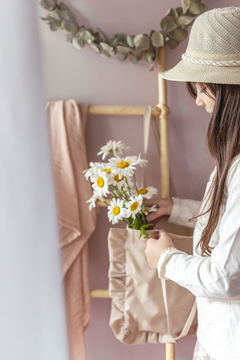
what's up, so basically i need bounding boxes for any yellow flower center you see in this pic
[130,202,138,211]
[138,188,148,195]
[97,177,104,188]
[103,168,111,174]
[112,206,120,216]
[118,161,129,169]
[114,174,124,182]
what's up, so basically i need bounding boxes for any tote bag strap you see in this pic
[161,279,197,340]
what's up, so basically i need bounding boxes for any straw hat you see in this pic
[162,7,240,84]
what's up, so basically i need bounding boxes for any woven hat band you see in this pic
[182,53,240,67]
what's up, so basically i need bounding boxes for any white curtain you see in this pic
[0,1,69,359]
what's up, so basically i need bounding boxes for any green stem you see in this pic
[133,171,138,192]
[124,177,132,197]
[104,201,110,207]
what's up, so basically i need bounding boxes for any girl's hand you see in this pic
[146,198,173,227]
[145,229,175,269]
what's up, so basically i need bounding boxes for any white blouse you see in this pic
[157,155,240,360]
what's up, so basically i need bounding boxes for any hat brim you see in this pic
[162,59,240,84]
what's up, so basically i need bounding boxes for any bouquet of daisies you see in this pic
[84,140,158,238]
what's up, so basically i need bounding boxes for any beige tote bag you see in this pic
[107,106,197,344]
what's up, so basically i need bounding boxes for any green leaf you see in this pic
[181,0,191,14]
[151,31,164,47]
[90,44,101,53]
[114,51,128,62]
[160,15,176,32]
[116,46,132,54]
[58,10,76,22]
[173,27,188,42]
[177,14,194,25]
[127,35,135,48]
[46,10,62,21]
[165,8,179,21]
[61,20,78,36]
[100,42,115,56]
[146,51,155,64]
[58,2,71,11]
[48,18,62,31]
[188,0,207,15]
[176,7,183,16]
[168,38,179,49]
[112,33,128,47]
[78,30,94,43]
[133,35,150,51]
[72,36,85,49]
[39,0,57,11]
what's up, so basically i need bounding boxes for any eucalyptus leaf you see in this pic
[146,51,155,64]
[151,31,164,47]
[58,2,71,11]
[116,46,132,54]
[72,36,85,49]
[112,33,128,47]
[100,42,115,56]
[133,35,150,51]
[168,38,179,49]
[165,8,179,21]
[39,0,57,11]
[99,49,110,59]
[61,20,78,36]
[78,30,94,43]
[46,10,61,21]
[90,44,101,53]
[178,14,194,25]
[173,27,188,42]
[96,27,108,40]
[183,22,194,30]
[66,33,75,42]
[160,15,176,32]
[176,7,183,16]
[130,50,142,58]
[188,0,205,15]
[181,0,191,14]
[129,54,140,64]
[114,51,128,62]
[49,18,62,31]
[126,35,134,48]
[58,10,76,21]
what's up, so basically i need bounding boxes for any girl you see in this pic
[145,7,240,360]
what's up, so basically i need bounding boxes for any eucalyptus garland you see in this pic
[39,0,209,70]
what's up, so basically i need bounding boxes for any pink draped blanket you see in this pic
[48,100,96,360]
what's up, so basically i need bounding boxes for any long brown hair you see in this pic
[186,82,240,256]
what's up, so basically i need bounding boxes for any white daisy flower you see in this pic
[127,154,148,167]
[142,204,157,216]
[111,173,133,191]
[125,195,143,219]
[91,169,109,197]
[97,140,130,160]
[107,198,126,224]
[137,186,158,199]
[83,162,104,180]
[86,192,104,211]
[108,156,136,178]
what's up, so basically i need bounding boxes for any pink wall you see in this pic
[38,1,238,358]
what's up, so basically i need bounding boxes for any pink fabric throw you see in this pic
[48,100,96,360]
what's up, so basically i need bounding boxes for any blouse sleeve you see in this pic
[168,197,201,228]
[158,187,240,300]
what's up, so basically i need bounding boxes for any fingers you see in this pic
[145,198,160,207]
[147,207,165,221]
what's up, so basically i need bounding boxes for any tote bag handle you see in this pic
[143,106,197,340]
